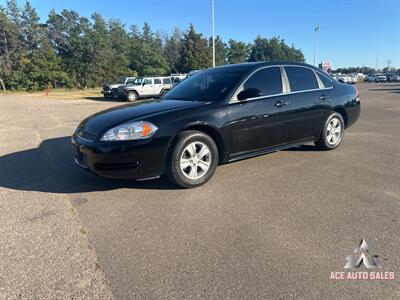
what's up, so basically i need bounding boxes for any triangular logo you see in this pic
[344,239,380,269]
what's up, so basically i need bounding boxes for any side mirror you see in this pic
[142,81,146,86]
[237,88,262,101]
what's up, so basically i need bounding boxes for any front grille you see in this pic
[75,128,97,142]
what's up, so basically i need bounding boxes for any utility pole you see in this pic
[385,59,392,70]
[313,26,319,66]
[212,0,215,67]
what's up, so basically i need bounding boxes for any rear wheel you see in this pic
[315,112,345,150]
[167,131,218,188]
[126,91,138,102]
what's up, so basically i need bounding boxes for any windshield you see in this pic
[164,66,249,101]
[118,77,126,84]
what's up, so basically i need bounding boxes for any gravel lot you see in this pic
[0,83,399,299]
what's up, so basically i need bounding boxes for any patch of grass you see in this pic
[0,87,103,100]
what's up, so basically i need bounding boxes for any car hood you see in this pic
[78,99,205,135]
[109,83,123,89]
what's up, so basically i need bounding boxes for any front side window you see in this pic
[241,67,282,98]
[143,78,153,85]
[285,66,319,92]
[154,78,161,84]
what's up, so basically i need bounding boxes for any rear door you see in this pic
[283,66,331,142]
[228,66,293,157]
[153,78,163,95]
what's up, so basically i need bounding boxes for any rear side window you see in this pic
[285,66,319,92]
[126,79,135,84]
[163,78,171,84]
[317,72,333,88]
[154,78,161,84]
[242,67,282,97]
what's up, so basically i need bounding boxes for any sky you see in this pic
[6,0,400,69]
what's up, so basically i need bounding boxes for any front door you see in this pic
[227,66,292,157]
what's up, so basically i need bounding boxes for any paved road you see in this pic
[1,83,399,299]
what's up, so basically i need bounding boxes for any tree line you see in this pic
[0,0,307,91]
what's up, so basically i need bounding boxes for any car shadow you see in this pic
[285,144,319,152]
[84,96,123,102]
[0,136,177,194]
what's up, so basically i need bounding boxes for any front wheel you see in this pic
[167,131,218,188]
[315,112,345,150]
[126,91,138,102]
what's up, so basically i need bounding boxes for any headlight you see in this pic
[100,121,158,141]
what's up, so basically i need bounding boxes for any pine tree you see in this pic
[226,39,250,64]
[178,24,211,73]
[164,28,182,73]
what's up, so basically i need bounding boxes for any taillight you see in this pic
[355,87,360,102]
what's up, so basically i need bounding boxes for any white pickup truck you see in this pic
[119,77,173,102]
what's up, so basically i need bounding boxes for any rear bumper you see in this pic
[345,100,360,128]
[71,134,168,179]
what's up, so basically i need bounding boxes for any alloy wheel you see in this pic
[180,142,211,180]
[326,117,342,146]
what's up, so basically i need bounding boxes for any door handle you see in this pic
[274,100,289,108]
[320,94,329,101]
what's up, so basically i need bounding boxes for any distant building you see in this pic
[319,61,332,73]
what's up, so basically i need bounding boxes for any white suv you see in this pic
[120,77,172,102]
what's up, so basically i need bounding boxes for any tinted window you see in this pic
[154,78,161,84]
[164,66,250,101]
[285,66,319,92]
[126,79,135,84]
[317,72,333,88]
[242,67,282,97]
[163,78,171,84]
[143,78,152,85]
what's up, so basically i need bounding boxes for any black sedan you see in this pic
[72,62,360,188]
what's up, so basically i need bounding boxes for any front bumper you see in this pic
[71,134,168,179]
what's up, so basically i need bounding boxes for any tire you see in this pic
[167,130,218,188]
[126,91,138,102]
[315,112,345,150]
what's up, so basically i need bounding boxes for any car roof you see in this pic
[210,61,321,73]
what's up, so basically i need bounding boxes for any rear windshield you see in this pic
[164,66,249,101]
